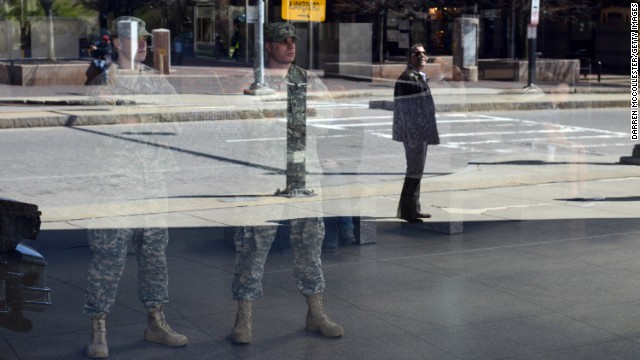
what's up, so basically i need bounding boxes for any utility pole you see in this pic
[39,0,56,61]
[527,0,540,88]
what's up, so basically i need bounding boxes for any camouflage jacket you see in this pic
[83,63,182,223]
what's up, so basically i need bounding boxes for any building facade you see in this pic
[189,1,629,74]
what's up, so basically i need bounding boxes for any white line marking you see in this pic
[443,134,629,146]
[441,128,583,138]
[226,134,349,143]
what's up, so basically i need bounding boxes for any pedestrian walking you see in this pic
[83,16,187,359]
[85,34,113,85]
[229,22,343,344]
[393,43,440,223]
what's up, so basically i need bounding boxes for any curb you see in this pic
[2,98,629,130]
[369,99,629,113]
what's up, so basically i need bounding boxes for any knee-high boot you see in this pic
[397,177,422,222]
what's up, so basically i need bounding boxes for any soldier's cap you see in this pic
[265,22,299,42]
[111,16,152,38]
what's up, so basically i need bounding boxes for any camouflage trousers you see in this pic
[232,217,325,301]
[84,228,169,316]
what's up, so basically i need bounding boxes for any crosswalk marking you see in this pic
[231,113,628,155]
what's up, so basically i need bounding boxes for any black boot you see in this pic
[397,177,423,223]
[412,180,431,219]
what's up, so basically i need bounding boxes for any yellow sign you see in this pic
[281,0,326,22]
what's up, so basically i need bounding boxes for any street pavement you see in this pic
[1,57,640,359]
[0,57,630,128]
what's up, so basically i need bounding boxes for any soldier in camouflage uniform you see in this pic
[229,22,343,344]
[393,43,440,223]
[83,16,187,359]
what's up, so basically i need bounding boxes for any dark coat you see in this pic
[392,66,440,145]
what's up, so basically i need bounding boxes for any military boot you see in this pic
[86,313,108,359]
[305,293,343,337]
[230,300,252,344]
[144,305,188,347]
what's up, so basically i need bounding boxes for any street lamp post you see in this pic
[39,0,56,61]
[244,0,273,96]
[527,0,540,88]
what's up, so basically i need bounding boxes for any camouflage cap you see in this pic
[265,22,299,42]
[111,16,152,38]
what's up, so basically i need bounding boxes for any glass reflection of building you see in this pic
[192,0,250,61]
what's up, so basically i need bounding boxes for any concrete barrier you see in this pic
[324,59,459,82]
[479,59,580,83]
[0,60,89,86]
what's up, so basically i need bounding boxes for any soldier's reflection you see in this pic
[83,16,187,359]
[544,82,589,196]
[228,22,343,344]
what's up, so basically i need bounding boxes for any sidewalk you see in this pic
[2,59,640,359]
[3,153,640,360]
[0,58,631,129]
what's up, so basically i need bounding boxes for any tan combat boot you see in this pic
[144,305,188,347]
[230,300,252,344]
[305,293,344,337]
[86,313,108,359]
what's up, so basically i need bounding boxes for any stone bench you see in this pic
[478,58,580,83]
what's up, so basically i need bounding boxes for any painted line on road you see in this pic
[303,117,520,130]
[518,119,628,136]
[441,128,584,138]
[444,134,629,146]
[225,134,350,143]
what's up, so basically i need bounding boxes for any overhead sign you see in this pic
[281,0,326,22]
[530,0,540,25]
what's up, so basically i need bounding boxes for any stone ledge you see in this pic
[401,221,464,234]
[324,60,457,82]
[0,60,90,86]
[479,59,580,83]
[369,99,629,113]
[222,216,377,251]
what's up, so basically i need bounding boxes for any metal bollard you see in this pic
[152,29,171,75]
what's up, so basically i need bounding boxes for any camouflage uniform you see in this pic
[232,218,325,301]
[85,228,169,315]
[232,62,331,301]
[83,63,182,316]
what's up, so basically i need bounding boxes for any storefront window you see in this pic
[0,1,634,359]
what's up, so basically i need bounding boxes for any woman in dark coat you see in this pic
[392,43,440,223]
